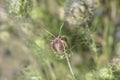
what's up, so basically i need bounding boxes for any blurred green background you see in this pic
[0,0,120,80]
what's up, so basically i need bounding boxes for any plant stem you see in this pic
[86,26,98,63]
[65,52,75,79]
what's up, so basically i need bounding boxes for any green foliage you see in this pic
[8,0,32,17]
[0,0,120,80]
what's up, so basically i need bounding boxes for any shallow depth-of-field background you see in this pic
[0,0,120,80]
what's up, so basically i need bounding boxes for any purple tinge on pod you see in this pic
[51,36,68,53]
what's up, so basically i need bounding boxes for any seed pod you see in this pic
[51,36,68,54]
[65,0,94,26]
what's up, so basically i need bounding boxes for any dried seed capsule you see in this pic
[65,0,94,26]
[51,36,68,54]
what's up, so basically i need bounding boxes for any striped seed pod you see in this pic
[51,36,68,54]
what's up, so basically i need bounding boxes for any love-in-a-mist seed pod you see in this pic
[65,0,94,26]
[51,36,68,54]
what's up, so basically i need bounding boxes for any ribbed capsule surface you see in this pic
[51,36,68,54]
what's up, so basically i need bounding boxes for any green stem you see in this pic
[65,53,75,79]
[86,26,98,63]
